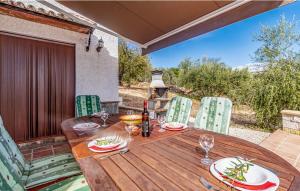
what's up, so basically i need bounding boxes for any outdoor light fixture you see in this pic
[96,38,104,52]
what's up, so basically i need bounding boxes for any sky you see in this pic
[147,1,300,69]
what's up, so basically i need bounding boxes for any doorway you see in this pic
[0,33,75,142]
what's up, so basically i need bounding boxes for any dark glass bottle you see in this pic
[142,100,150,137]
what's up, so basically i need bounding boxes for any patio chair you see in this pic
[194,97,232,135]
[0,146,90,191]
[76,95,101,117]
[0,115,82,189]
[165,96,192,125]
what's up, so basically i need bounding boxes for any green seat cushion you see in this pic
[194,97,232,135]
[166,96,192,125]
[76,95,101,117]
[0,116,26,175]
[23,153,82,189]
[0,141,25,191]
[40,175,90,191]
[0,115,83,189]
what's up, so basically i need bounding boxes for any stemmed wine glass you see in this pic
[127,110,134,115]
[124,124,133,142]
[157,115,166,132]
[100,109,109,127]
[199,134,214,165]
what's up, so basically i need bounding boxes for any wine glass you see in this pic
[124,124,133,142]
[101,111,109,127]
[127,110,134,115]
[199,134,214,165]
[157,115,166,132]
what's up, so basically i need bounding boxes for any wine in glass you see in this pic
[199,134,214,165]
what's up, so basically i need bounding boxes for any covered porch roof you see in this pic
[57,0,291,54]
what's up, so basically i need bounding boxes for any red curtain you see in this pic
[0,33,75,142]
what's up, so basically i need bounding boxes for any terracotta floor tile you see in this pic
[33,145,52,152]
[32,150,53,160]
[260,130,300,170]
[20,149,32,155]
[23,153,32,161]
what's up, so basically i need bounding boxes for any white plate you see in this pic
[88,138,127,153]
[162,122,188,131]
[210,157,279,191]
[93,136,123,149]
[73,122,100,132]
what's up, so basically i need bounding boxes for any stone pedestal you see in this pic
[281,110,300,135]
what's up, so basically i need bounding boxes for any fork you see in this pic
[99,147,129,160]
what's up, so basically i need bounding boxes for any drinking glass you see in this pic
[124,124,133,142]
[127,110,134,115]
[157,115,166,132]
[101,111,109,127]
[199,134,214,165]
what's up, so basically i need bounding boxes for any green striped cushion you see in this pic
[76,95,101,117]
[194,97,232,135]
[0,144,25,191]
[0,116,27,176]
[23,153,82,189]
[166,96,192,125]
[40,175,90,191]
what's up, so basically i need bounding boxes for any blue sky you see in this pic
[147,1,300,68]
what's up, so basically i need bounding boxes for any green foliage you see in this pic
[119,40,152,86]
[250,16,300,129]
[175,57,252,105]
[160,67,180,86]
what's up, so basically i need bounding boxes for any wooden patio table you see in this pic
[61,114,300,191]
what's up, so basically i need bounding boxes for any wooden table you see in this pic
[61,115,300,191]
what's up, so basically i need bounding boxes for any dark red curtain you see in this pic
[0,33,75,142]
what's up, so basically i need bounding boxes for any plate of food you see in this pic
[210,157,279,191]
[88,135,127,153]
[162,122,187,131]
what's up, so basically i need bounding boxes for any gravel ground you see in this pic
[229,126,271,144]
[189,118,271,145]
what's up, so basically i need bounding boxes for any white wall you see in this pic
[0,14,119,102]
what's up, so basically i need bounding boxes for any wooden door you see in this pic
[0,33,75,142]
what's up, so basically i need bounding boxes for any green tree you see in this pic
[251,16,300,129]
[161,67,179,86]
[119,40,152,86]
[176,57,251,103]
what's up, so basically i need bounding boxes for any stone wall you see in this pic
[281,110,300,135]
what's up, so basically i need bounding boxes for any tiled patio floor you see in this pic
[260,130,300,171]
[18,136,71,161]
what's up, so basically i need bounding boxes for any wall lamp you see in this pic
[96,38,104,52]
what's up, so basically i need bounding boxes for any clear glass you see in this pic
[101,111,109,127]
[127,110,134,115]
[124,124,133,142]
[157,115,166,132]
[199,134,214,165]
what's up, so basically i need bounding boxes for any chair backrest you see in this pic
[76,95,101,117]
[0,116,26,190]
[194,97,232,135]
[0,116,26,175]
[0,150,25,191]
[165,96,192,125]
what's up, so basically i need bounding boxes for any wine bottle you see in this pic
[142,100,150,137]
